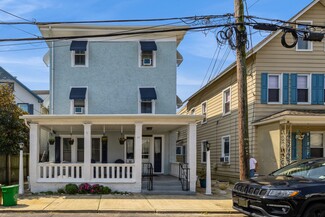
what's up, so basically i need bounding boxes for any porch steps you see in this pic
[142,175,195,195]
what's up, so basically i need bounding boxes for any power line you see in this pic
[0,8,33,22]
[0,14,233,25]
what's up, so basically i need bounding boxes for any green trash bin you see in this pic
[1,185,19,206]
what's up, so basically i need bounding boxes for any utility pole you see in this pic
[234,0,249,180]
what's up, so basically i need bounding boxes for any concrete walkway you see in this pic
[0,193,237,214]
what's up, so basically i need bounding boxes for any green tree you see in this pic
[0,84,29,184]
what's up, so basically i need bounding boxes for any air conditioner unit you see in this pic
[220,156,230,163]
[74,107,85,114]
[142,58,152,66]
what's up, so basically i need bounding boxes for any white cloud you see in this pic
[0,0,52,21]
[0,56,45,67]
[179,33,219,59]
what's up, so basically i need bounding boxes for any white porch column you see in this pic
[187,122,197,192]
[83,123,92,181]
[134,122,143,192]
[29,123,40,192]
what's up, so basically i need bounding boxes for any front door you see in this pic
[142,136,163,174]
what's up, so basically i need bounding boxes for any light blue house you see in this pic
[23,24,202,193]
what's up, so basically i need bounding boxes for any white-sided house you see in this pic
[0,66,43,115]
[22,24,202,194]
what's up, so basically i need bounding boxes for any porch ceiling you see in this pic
[21,114,203,134]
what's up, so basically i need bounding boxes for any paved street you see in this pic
[0,213,246,217]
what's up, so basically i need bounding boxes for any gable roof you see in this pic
[0,66,43,103]
[184,0,320,104]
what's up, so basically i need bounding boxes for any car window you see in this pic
[271,159,325,180]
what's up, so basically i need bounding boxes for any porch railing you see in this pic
[38,163,84,181]
[142,163,153,191]
[179,163,190,191]
[91,163,135,181]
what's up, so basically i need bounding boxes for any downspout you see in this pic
[50,40,54,114]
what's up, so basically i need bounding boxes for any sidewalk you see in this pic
[0,191,237,214]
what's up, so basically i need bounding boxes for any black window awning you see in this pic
[70,41,88,52]
[140,41,157,51]
[69,88,87,100]
[139,88,157,101]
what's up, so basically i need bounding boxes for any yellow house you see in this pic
[179,0,325,182]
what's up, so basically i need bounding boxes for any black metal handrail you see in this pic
[179,163,190,191]
[142,163,153,191]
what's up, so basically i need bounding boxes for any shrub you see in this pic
[79,183,92,194]
[102,186,111,194]
[57,188,65,194]
[65,184,78,194]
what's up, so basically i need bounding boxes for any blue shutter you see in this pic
[312,74,318,105]
[290,74,297,104]
[291,133,297,161]
[28,104,34,114]
[318,74,324,104]
[261,73,268,104]
[55,137,61,163]
[283,74,289,104]
[302,133,310,159]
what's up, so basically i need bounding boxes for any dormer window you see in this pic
[139,41,157,67]
[70,41,88,67]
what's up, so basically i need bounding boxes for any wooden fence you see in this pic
[0,154,29,184]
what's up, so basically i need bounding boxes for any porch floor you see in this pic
[142,175,195,195]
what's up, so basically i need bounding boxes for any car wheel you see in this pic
[304,203,325,217]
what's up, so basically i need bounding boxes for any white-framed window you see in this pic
[221,136,230,163]
[296,21,313,51]
[201,141,207,163]
[17,103,29,113]
[297,74,310,103]
[310,132,325,158]
[91,138,101,163]
[125,137,134,163]
[201,101,207,124]
[190,108,195,115]
[70,87,88,114]
[139,41,157,68]
[222,88,231,115]
[138,87,156,114]
[268,74,281,103]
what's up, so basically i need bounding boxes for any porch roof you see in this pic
[21,114,203,125]
[253,109,325,126]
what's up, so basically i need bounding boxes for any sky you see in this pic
[0,0,313,101]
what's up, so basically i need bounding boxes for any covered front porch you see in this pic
[22,114,202,193]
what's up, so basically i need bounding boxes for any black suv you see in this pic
[232,158,325,217]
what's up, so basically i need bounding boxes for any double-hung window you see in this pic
[297,74,309,103]
[139,87,157,114]
[221,136,230,163]
[223,88,231,115]
[70,41,88,67]
[139,41,157,67]
[296,21,312,51]
[201,102,207,124]
[268,74,281,103]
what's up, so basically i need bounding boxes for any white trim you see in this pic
[221,135,230,163]
[297,74,311,104]
[138,86,156,114]
[69,86,88,115]
[296,20,313,52]
[222,87,231,115]
[267,74,282,104]
[138,42,157,68]
[201,101,207,124]
[190,108,195,115]
[71,42,89,67]
[201,140,207,164]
